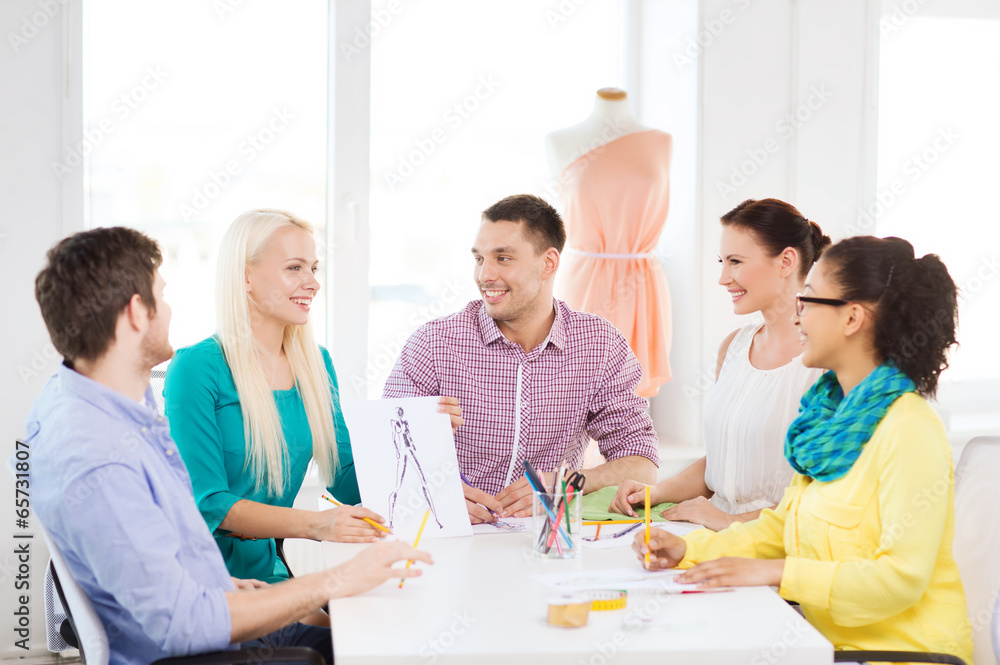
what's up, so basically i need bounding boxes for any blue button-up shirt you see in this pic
[27,364,234,665]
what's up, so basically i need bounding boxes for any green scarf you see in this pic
[784,364,915,481]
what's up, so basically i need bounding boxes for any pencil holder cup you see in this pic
[531,490,582,559]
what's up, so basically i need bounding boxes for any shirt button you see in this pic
[166,449,174,456]
[157,416,164,423]
[140,426,148,434]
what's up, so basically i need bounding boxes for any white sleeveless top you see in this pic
[703,323,824,514]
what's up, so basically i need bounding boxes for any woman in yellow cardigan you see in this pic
[636,236,972,663]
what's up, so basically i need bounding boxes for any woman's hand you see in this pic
[678,557,784,588]
[325,541,434,598]
[312,505,389,543]
[632,528,687,569]
[609,480,652,517]
[660,496,736,532]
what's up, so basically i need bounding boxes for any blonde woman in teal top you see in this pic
[164,210,387,602]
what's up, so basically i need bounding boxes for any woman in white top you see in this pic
[610,198,829,531]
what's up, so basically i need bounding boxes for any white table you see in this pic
[322,529,832,664]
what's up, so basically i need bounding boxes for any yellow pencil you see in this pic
[399,509,431,589]
[321,494,393,535]
[582,519,644,525]
[644,486,651,569]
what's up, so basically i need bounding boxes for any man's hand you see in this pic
[464,482,505,524]
[437,396,463,432]
[678,557,784,588]
[231,577,268,591]
[495,472,554,518]
[311,505,389,543]
[660,496,736,532]
[609,480,652,517]
[632,528,687,570]
[325,541,434,598]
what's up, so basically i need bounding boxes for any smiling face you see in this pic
[471,219,555,327]
[245,225,319,328]
[795,260,849,369]
[718,225,792,315]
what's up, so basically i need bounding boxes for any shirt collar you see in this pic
[56,362,162,429]
[476,298,567,352]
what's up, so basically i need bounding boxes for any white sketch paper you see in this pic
[341,396,471,539]
[532,567,699,593]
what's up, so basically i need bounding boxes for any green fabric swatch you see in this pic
[581,486,676,522]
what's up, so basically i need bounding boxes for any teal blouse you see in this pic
[163,337,360,583]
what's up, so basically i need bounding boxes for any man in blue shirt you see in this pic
[26,227,431,665]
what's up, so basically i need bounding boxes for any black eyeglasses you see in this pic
[795,294,849,316]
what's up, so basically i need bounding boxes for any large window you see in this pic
[366,0,627,396]
[83,0,329,353]
[876,9,1000,411]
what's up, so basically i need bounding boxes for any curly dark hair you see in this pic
[35,227,162,364]
[821,236,958,397]
[721,198,832,279]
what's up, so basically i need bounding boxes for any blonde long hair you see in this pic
[216,209,338,496]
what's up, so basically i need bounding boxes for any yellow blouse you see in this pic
[680,393,972,663]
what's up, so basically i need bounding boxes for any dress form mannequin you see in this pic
[545,88,673,397]
[544,88,653,177]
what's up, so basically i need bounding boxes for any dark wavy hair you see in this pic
[36,227,162,364]
[821,236,958,397]
[721,198,831,279]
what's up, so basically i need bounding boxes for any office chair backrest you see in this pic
[953,436,1000,665]
[38,524,111,665]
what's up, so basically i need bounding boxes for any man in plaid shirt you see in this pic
[384,194,659,523]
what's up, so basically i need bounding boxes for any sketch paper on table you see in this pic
[581,521,704,550]
[533,567,700,593]
[341,396,471,539]
[471,516,532,534]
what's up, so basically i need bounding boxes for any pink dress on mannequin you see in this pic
[556,129,672,397]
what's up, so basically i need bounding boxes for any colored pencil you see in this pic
[399,509,431,589]
[321,494,393,535]
[644,486,651,568]
[582,519,644,525]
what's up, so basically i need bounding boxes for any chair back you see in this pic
[38,524,111,665]
[953,436,1000,665]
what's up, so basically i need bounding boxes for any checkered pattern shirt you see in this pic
[383,299,659,495]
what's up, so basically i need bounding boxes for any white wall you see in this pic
[0,0,81,656]
[639,0,878,449]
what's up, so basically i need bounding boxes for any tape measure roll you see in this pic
[588,590,627,611]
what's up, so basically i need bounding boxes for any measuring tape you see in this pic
[587,590,627,611]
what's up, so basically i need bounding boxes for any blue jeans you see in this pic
[241,621,333,664]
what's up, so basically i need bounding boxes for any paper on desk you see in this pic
[582,521,705,549]
[533,567,700,593]
[471,516,532,534]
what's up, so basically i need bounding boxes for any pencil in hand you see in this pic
[321,494,393,535]
[644,486,651,569]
